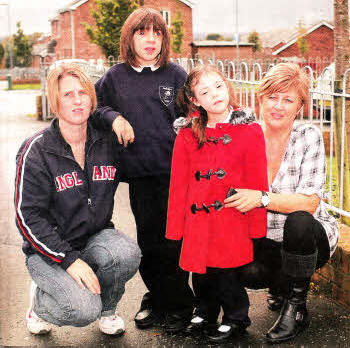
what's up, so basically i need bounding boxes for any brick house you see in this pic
[272,21,335,69]
[48,0,195,61]
[49,0,103,61]
[32,34,52,68]
[191,40,255,62]
[240,28,295,62]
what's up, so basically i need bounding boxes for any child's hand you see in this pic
[224,189,262,213]
[113,115,135,147]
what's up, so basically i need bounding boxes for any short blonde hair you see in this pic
[120,7,170,68]
[258,63,310,107]
[46,63,97,116]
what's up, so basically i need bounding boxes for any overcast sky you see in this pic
[0,0,334,37]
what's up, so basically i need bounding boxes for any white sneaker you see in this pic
[99,313,125,335]
[26,281,52,335]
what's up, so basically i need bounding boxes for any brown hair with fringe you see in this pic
[120,7,170,68]
[257,62,310,109]
[46,63,96,117]
[176,64,240,148]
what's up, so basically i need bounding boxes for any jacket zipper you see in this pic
[85,138,102,223]
[47,137,102,224]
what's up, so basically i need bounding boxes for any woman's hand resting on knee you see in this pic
[66,259,101,295]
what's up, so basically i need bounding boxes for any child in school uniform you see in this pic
[93,7,194,333]
[166,65,268,342]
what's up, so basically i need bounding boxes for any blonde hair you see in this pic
[120,7,170,67]
[257,63,310,108]
[177,64,240,147]
[46,63,96,116]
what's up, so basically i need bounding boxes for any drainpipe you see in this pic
[70,9,75,58]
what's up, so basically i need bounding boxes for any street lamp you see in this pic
[234,0,239,77]
[0,2,13,68]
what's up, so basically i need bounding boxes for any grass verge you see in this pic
[7,83,41,90]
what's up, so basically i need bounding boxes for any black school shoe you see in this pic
[205,322,246,342]
[164,312,192,333]
[134,308,161,329]
[134,292,161,329]
[185,315,209,335]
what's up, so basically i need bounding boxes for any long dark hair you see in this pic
[120,8,170,68]
[176,65,240,147]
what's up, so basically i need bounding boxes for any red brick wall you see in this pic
[52,1,103,60]
[32,56,40,69]
[143,0,193,58]
[53,12,71,59]
[276,25,334,61]
[192,45,254,62]
[73,1,104,59]
[313,224,350,310]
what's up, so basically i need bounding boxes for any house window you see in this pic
[160,10,170,27]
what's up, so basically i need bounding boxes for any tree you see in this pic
[28,32,44,46]
[206,33,224,41]
[84,0,139,59]
[12,21,32,67]
[248,30,261,53]
[0,43,4,66]
[296,19,309,57]
[171,11,184,54]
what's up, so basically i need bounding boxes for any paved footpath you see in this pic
[1,89,350,347]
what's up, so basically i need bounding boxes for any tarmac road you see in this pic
[1,88,350,347]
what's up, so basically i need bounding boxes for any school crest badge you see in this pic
[159,86,174,106]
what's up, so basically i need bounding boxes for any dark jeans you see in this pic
[238,211,330,290]
[193,267,251,328]
[129,174,194,315]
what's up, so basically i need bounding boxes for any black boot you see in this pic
[266,249,317,344]
[267,272,290,312]
[267,291,284,312]
[266,280,310,343]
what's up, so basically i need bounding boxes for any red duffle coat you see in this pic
[166,121,268,274]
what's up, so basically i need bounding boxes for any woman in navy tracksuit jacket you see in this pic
[16,119,124,268]
[15,63,141,335]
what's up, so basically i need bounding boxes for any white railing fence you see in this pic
[39,56,350,221]
[174,57,350,221]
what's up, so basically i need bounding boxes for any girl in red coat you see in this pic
[166,65,268,342]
